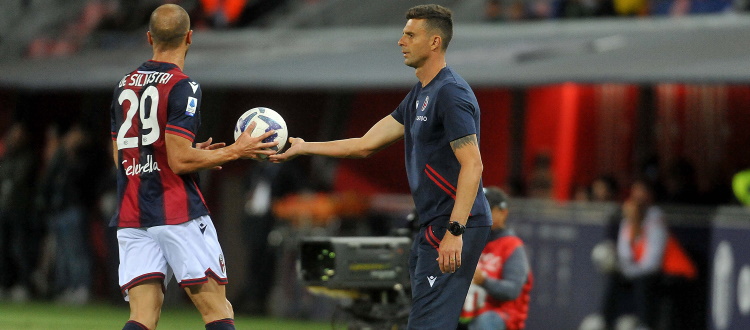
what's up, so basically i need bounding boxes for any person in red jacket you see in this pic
[460,187,533,330]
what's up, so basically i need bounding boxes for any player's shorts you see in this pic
[408,216,491,330]
[117,215,228,301]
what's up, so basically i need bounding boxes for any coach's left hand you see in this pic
[438,233,463,273]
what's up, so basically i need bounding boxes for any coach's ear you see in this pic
[147,31,154,46]
[431,35,441,51]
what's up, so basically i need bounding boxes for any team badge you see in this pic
[219,254,226,274]
[185,97,197,116]
[421,96,429,111]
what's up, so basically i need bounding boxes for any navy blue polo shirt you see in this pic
[391,67,491,227]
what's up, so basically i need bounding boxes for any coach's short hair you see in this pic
[149,4,190,49]
[406,4,453,51]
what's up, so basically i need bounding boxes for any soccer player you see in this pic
[270,4,492,329]
[109,4,277,330]
[460,187,533,330]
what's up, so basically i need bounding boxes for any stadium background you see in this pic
[1,0,750,329]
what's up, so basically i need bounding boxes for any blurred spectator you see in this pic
[613,0,649,16]
[651,0,733,15]
[557,0,616,18]
[199,0,248,28]
[0,122,38,302]
[527,0,557,19]
[613,179,697,329]
[485,0,505,21]
[527,152,553,199]
[460,187,533,330]
[591,175,620,202]
[662,159,699,204]
[573,183,591,201]
[36,124,93,305]
[235,161,306,315]
[484,0,530,21]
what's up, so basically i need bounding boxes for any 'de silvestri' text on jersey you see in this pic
[110,60,209,228]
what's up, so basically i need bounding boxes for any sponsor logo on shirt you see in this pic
[427,275,437,287]
[122,155,161,176]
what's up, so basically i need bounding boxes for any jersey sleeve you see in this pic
[437,83,478,142]
[166,78,201,142]
[110,85,120,142]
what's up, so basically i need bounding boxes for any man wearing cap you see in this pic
[460,187,533,330]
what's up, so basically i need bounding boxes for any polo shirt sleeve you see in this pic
[437,83,478,142]
[391,91,411,125]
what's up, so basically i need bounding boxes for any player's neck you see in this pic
[151,50,186,71]
[415,55,446,87]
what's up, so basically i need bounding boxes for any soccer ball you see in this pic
[234,107,288,158]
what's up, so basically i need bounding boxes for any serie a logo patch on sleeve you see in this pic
[185,96,197,116]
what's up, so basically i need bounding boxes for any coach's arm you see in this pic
[270,115,404,162]
[438,134,483,273]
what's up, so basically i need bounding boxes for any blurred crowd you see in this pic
[17,0,750,59]
[483,0,744,21]
[0,121,112,305]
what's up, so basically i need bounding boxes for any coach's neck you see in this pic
[415,52,446,87]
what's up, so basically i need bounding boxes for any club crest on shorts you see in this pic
[219,254,226,274]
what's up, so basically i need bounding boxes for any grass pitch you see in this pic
[0,302,331,330]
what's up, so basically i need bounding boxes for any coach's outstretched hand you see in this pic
[269,137,305,163]
[234,121,279,161]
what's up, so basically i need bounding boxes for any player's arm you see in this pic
[112,140,118,167]
[166,122,278,175]
[439,134,483,273]
[270,115,404,162]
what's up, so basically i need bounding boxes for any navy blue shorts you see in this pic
[408,220,491,329]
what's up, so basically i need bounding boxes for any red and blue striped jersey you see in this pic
[109,60,209,228]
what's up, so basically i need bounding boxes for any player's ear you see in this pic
[186,30,193,46]
[147,31,154,46]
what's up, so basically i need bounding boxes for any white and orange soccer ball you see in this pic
[234,107,288,158]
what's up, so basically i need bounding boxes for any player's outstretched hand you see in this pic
[269,137,305,163]
[196,137,226,170]
[234,121,279,161]
[196,137,226,151]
